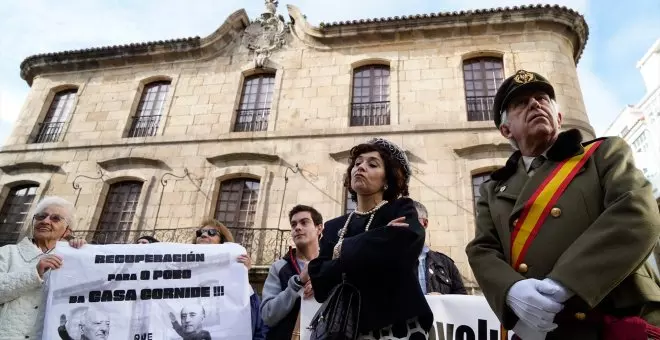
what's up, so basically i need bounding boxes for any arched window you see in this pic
[0,184,39,246]
[94,181,143,244]
[128,81,170,137]
[351,65,390,126]
[214,178,260,246]
[33,89,77,143]
[471,173,491,218]
[463,58,504,121]
[235,74,275,132]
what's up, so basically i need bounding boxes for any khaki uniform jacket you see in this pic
[466,129,660,338]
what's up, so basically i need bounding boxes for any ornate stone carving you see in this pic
[265,0,278,15]
[241,0,288,68]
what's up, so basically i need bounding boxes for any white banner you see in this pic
[43,242,252,340]
[300,295,515,340]
[427,295,514,340]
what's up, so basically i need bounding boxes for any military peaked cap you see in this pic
[493,70,556,128]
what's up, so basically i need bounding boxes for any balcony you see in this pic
[234,108,270,132]
[466,96,495,121]
[128,115,161,138]
[350,101,390,126]
[0,230,21,248]
[71,227,290,266]
[33,121,66,143]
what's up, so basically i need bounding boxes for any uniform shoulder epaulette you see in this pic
[582,136,609,146]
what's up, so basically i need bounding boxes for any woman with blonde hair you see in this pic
[193,218,267,339]
[193,219,234,242]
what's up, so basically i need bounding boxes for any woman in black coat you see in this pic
[307,138,433,339]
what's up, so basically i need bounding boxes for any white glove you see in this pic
[541,278,574,303]
[506,279,563,332]
[513,320,547,340]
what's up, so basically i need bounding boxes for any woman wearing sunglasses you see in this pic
[193,219,267,340]
[0,196,86,339]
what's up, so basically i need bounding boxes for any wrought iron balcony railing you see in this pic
[350,101,390,126]
[32,121,66,143]
[70,227,291,266]
[466,95,495,121]
[234,108,270,132]
[128,115,161,137]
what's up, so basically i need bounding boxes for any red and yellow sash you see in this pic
[500,140,603,339]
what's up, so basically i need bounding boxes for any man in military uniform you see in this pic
[466,70,660,339]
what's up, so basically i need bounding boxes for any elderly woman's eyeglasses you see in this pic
[196,229,220,238]
[33,212,66,223]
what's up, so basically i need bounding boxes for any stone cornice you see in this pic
[453,143,514,158]
[97,157,171,171]
[20,9,250,86]
[206,152,281,165]
[0,161,64,175]
[0,121,595,154]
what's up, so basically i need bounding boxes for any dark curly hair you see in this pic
[136,235,159,244]
[288,205,323,226]
[344,143,409,204]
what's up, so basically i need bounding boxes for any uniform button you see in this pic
[551,207,562,218]
[499,186,507,192]
[517,263,528,273]
[512,219,519,226]
[575,312,586,320]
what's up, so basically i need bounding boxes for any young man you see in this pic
[260,205,322,340]
[413,200,467,295]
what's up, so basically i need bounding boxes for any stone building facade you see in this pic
[0,3,591,292]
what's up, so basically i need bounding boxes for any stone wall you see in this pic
[0,7,592,288]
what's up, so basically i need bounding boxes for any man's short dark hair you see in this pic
[288,205,323,226]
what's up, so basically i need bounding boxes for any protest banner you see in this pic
[42,242,252,340]
[300,294,515,340]
[427,295,515,340]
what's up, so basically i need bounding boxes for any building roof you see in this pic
[637,38,660,69]
[21,37,201,63]
[318,4,582,28]
[292,3,588,61]
[20,4,588,86]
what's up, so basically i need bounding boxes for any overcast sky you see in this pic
[0,0,659,145]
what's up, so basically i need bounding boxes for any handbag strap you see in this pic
[291,312,301,340]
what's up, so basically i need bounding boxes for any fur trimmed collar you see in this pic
[491,129,587,181]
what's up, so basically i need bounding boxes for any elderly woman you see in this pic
[0,196,85,338]
[308,138,433,339]
[193,219,267,340]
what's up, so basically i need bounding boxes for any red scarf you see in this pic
[603,315,660,340]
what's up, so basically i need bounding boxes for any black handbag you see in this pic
[308,274,362,340]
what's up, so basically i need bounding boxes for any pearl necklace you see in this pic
[332,200,388,259]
